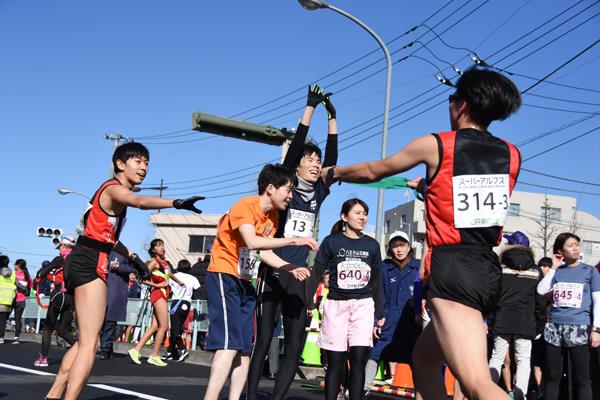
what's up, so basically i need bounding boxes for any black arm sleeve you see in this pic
[37,256,63,279]
[323,133,338,167]
[283,122,309,168]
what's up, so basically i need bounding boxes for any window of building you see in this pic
[384,220,390,234]
[508,203,520,217]
[188,235,216,253]
[540,207,561,221]
[581,240,600,255]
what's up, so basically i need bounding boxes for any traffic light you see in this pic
[37,227,63,247]
[191,111,294,146]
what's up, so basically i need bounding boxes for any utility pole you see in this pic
[104,133,131,178]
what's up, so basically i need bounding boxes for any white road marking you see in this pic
[0,362,169,400]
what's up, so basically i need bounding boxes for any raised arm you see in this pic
[283,85,329,168]
[322,95,338,168]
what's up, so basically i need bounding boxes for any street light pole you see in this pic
[298,0,392,244]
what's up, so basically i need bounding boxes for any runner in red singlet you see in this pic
[45,142,203,400]
[128,238,184,366]
[322,68,522,400]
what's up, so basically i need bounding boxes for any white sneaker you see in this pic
[12,337,20,344]
[0,338,4,344]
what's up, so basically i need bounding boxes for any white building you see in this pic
[384,191,600,265]
[150,213,221,266]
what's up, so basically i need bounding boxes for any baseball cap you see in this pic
[388,230,410,244]
[56,235,76,249]
[503,231,529,247]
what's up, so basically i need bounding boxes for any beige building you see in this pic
[384,191,600,265]
[150,213,221,266]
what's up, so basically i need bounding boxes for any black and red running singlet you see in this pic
[77,179,127,244]
[425,129,520,248]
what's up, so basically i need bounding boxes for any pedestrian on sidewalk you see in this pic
[98,252,137,359]
[0,255,16,345]
[13,259,32,344]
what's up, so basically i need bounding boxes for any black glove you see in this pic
[173,195,205,214]
[129,253,151,281]
[306,84,331,108]
[322,95,336,120]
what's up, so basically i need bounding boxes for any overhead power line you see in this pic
[521,168,600,187]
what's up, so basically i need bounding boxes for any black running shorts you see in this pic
[64,245,109,294]
[427,244,501,314]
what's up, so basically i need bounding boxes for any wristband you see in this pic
[327,167,341,185]
[592,326,600,333]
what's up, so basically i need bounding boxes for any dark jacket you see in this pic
[190,255,210,300]
[491,246,546,339]
[105,252,137,322]
[380,257,420,313]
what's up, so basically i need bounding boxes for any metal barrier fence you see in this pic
[11,297,210,350]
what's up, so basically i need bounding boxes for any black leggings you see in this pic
[544,343,591,400]
[13,301,26,337]
[0,311,9,338]
[326,347,370,400]
[168,300,190,358]
[41,292,75,357]
[247,268,309,400]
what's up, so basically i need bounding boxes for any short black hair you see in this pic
[296,143,322,167]
[177,259,192,273]
[257,164,296,195]
[552,232,580,255]
[453,67,521,127]
[538,257,552,267]
[0,255,9,268]
[113,142,150,173]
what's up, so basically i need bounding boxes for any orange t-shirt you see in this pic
[208,196,279,280]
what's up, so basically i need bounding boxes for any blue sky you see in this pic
[1,0,599,271]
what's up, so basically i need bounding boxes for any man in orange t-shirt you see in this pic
[204,164,318,400]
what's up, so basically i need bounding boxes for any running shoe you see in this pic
[12,337,20,344]
[128,349,141,365]
[34,354,48,367]
[147,356,167,367]
[177,350,189,362]
[161,351,172,361]
[0,338,4,344]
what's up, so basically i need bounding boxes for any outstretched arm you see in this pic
[238,224,318,251]
[36,256,63,279]
[260,250,310,281]
[106,185,203,213]
[322,134,437,184]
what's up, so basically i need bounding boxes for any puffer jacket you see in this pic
[490,245,547,339]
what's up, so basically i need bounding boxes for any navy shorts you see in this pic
[205,272,256,354]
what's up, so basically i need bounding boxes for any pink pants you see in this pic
[317,297,374,351]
